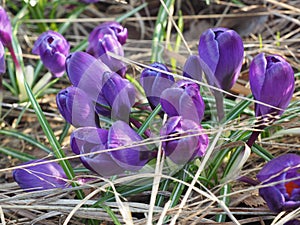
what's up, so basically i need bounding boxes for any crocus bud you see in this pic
[160,80,205,123]
[32,30,70,77]
[71,121,153,177]
[257,154,300,213]
[198,27,244,91]
[56,86,97,127]
[88,22,127,47]
[0,42,5,73]
[249,53,294,121]
[0,6,12,47]
[140,62,175,109]
[160,116,209,164]
[95,72,135,123]
[87,22,127,77]
[89,34,126,77]
[13,159,69,192]
[183,55,202,82]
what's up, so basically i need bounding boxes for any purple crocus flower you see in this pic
[257,154,300,213]
[66,51,135,123]
[140,62,175,110]
[56,86,97,127]
[0,42,5,73]
[32,30,70,77]
[160,116,209,164]
[13,159,70,192]
[87,22,128,77]
[160,80,205,123]
[183,55,203,82]
[66,51,110,93]
[198,27,244,91]
[88,22,127,47]
[71,121,153,177]
[91,34,126,77]
[249,53,294,120]
[0,6,12,47]
[95,72,136,122]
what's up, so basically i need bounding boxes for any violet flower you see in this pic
[249,53,294,120]
[88,22,127,47]
[56,86,97,127]
[95,71,136,123]
[140,62,175,110]
[0,6,12,48]
[0,42,5,74]
[160,80,205,123]
[87,22,127,77]
[183,55,203,82]
[160,116,209,164]
[89,34,126,77]
[13,159,70,192]
[257,154,300,213]
[198,27,244,91]
[66,51,134,122]
[71,121,153,177]
[32,30,70,77]
[246,53,295,147]
[66,51,110,93]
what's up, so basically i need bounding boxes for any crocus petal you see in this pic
[0,42,5,74]
[56,86,97,127]
[13,159,69,192]
[0,6,12,47]
[214,29,244,90]
[160,80,205,123]
[96,34,126,76]
[259,186,285,213]
[257,154,300,181]
[160,116,209,164]
[108,121,152,171]
[71,127,125,176]
[66,51,111,101]
[249,53,267,100]
[140,63,175,109]
[88,21,127,47]
[183,55,203,82]
[101,72,135,122]
[198,28,219,82]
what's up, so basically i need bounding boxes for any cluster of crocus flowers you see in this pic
[32,30,70,77]
[141,61,209,165]
[57,51,135,126]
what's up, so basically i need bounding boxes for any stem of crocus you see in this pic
[130,117,151,138]
[7,44,26,102]
[246,130,261,148]
[214,90,225,122]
